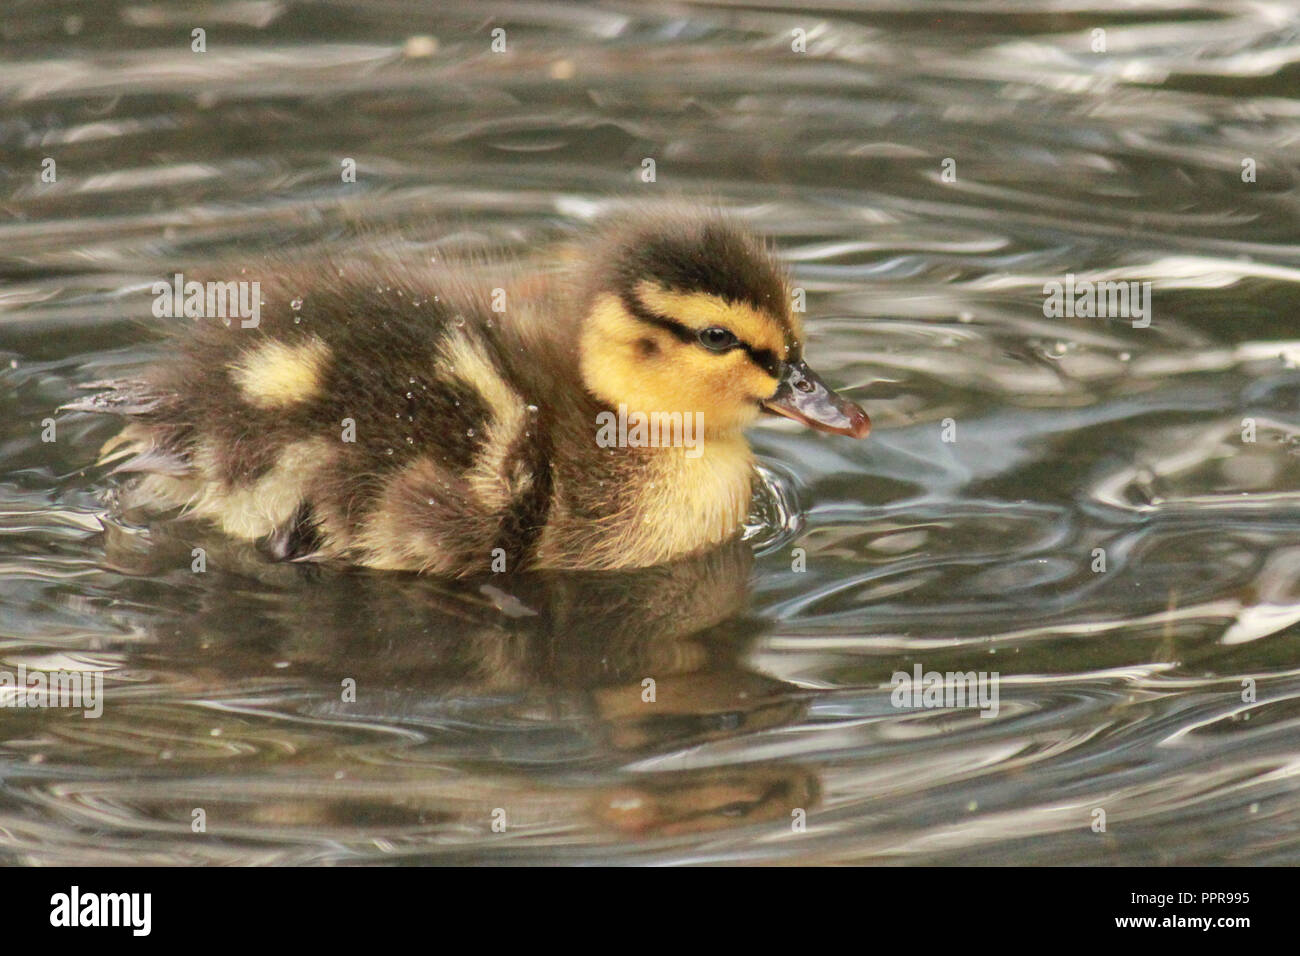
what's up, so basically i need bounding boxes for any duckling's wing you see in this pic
[86,250,553,576]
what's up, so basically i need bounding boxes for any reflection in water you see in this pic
[1,0,1300,864]
[91,524,817,853]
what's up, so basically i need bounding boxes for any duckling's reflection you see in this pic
[105,522,820,840]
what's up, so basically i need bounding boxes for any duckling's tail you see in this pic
[65,379,168,466]
[64,380,198,511]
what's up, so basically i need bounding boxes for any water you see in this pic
[2,0,1300,865]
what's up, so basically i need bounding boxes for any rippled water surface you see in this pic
[3,0,1300,865]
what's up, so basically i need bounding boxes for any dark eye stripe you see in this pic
[745,345,782,377]
[621,292,697,345]
[622,292,783,377]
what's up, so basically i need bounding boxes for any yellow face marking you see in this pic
[581,294,779,435]
[230,338,330,409]
[635,281,793,359]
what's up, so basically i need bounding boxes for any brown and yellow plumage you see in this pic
[85,210,869,576]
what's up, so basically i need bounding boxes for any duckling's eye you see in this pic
[698,327,738,352]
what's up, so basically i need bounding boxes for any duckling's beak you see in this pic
[761,360,871,438]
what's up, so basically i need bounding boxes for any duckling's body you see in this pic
[92,211,868,575]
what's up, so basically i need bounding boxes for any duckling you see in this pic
[86,209,870,576]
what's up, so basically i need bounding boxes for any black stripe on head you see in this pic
[746,345,783,377]
[625,220,790,329]
[621,291,697,345]
[621,291,785,377]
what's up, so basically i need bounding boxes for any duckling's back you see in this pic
[98,250,559,574]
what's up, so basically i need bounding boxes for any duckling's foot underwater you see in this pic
[82,211,869,576]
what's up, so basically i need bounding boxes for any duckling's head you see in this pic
[578,212,870,439]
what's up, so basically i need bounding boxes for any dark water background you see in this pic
[2,0,1299,864]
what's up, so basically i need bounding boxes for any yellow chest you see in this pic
[541,434,755,570]
[641,435,754,554]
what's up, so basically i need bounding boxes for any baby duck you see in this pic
[91,210,870,575]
